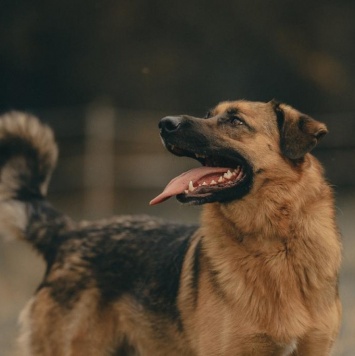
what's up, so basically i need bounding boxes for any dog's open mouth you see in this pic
[150,143,253,205]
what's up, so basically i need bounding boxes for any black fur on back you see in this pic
[37,215,197,324]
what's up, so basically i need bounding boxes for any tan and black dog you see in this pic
[0,100,341,355]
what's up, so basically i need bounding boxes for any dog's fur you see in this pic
[0,100,341,355]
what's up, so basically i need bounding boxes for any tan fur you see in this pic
[3,101,340,355]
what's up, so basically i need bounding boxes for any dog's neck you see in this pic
[200,156,341,269]
[201,155,332,238]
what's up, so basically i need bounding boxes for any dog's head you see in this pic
[150,100,327,206]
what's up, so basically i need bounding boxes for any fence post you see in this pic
[84,101,116,218]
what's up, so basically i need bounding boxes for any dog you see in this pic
[0,100,341,355]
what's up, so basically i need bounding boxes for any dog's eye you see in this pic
[230,116,244,126]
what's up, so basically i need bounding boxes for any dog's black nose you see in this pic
[159,116,183,134]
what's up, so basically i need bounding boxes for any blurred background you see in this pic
[0,0,354,354]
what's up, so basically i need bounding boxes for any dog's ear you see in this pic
[272,101,328,160]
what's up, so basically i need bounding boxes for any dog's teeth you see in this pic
[189,181,195,192]
[218,176,224,183]
[210,180,217,185]
[202,181,207,186]
[185,189,189,194]
[224,170,233,179]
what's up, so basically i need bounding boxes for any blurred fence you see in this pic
[34,103,355,220]
[36,103,210,221]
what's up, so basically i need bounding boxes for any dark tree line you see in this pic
[1,0,354,114]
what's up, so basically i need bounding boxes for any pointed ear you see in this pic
[273,102,328,160]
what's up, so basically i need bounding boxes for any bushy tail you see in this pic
[0,111,58,200]
[0,112,65,253]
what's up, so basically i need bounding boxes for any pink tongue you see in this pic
[149,166,229,205]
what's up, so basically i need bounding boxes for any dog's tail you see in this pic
[0,112,68,255]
